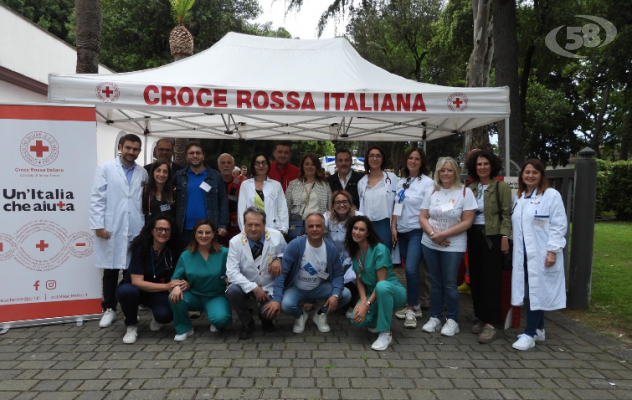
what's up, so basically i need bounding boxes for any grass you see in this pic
[563,221,632,346]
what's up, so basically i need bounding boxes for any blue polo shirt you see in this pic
[184,167,208,230]
[118,158,136,185]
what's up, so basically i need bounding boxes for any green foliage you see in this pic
[169,0,195,25]
[606,161,632,221]
[1,0,75,40]
[595,159,611,218]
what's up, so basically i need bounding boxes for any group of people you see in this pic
[89,134,568,352]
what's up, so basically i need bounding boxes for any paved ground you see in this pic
[1,271,632,400]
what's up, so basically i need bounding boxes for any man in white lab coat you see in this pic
[90,133,148,328]
[226,207,286,340]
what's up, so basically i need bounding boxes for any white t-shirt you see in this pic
[421,186,478,252]
[473,183,489,225]
[395,175,434,233]
[295,241,328,291]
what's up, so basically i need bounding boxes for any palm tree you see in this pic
[169,0,195,61]
[75,0,102,73]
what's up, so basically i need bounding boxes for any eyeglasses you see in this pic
[334,200,349,206]
[187,151,203,156]
[254,161,268,167]
[196,230,213,236]
[154,227,171,234]
[368,154,382,159]
[439,169,455,174]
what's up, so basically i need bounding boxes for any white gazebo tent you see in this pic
[48,32,510,168]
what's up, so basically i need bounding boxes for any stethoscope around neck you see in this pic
[150,246,173,279]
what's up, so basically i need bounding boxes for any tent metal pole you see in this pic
[505,117,510,176]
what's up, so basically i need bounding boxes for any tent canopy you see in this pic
[48,32,509,142]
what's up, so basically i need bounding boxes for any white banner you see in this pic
[0,104,101,324]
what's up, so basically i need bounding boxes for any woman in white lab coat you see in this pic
[238,153,289,233]
[511,158,567,351]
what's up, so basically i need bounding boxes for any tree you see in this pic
[75,0,102,73]
[1,0,75,39]
[169,0,195,61]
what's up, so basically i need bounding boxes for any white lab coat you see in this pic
[226,228,287,295]
[89,158,147,270]
[238,178,289,233]
[511,188,568,311]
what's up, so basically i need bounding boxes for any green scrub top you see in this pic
[172,247,228,297]
[351,243,403,293]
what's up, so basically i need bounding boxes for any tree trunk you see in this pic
[620,98,631,160]
[494,0,523,172]
[464,0,493,154]
[75,0,102,73]
[591,85,610,159]
[174,138,189,165]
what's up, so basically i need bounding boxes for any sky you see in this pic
[251,0,348,40]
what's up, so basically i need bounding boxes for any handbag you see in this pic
[496,182,513,271]
[286,214,305,242]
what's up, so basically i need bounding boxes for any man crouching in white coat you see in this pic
[90,133,148,328]
[226,207,287,340]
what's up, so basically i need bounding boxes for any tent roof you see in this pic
[48,32,509,142]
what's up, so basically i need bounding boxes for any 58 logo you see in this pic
[545,15,617,59]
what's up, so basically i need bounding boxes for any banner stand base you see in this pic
[0,313,102,333]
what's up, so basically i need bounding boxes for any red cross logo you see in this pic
[447,92,468,112]
[102,86,114,98]
[57,201,66,209]
[0,243,3,252]
[36,240,49,252]
[30,140,50,158]
[452,98,463,108]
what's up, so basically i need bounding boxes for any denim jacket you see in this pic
[173,165,229,232]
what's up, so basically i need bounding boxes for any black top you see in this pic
[144,161,184,176]
[122,246,179,285]
[144,194,175,222]
[327,170,364,209]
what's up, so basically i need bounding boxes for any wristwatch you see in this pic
[332,294,340,299]
[429,231,435,238]
[365,301,371,306]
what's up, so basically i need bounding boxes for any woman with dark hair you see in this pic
[465,149,512,343]
[286,153,332,220]
[391,148,434,329]
[237,152,288,233]
[345,216,406,351]
[116,215,183,344]
[143,160,175,222]
[511,159,567,351]
[357,145,398,249]
[324,190,364,318]
[169,218,231,341]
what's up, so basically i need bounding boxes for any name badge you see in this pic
[200,182,211,192]
[393,203,403,216]
[533,216,548,227]
[440,203,454,212]
[160,204,171,212]
[317,271,329,280]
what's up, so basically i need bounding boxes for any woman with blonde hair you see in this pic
[419,157,477,337]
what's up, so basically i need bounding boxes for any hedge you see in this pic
[597,159,632,220]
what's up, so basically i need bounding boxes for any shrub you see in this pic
[595,159,612,218]
[606,161,632,221]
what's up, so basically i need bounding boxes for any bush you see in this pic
[595,159,612,218]
[606,161,632,221]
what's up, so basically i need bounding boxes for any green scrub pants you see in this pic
[170,291,232,334]
[350,280,406,332]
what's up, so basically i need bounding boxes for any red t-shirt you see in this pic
[268,161,300,192]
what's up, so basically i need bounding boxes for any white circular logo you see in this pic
[20,131,59,166]
[95,82,120,103]
[447,92,468,112]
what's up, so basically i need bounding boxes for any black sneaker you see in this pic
[239,319,255,340]
[261,318,275,333]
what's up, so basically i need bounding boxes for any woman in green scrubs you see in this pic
[345,215,406,351]
[169,219,231,341]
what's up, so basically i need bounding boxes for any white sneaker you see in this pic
[312,312,331,333]
[123,326,138,344]
[210,325,218,333]
[174,328,194,342]
[293,310,308,334]
[422,317,442,333]
[99,309,116,328]
[535,329,545,342]
[395,306,422,319]
[512,334,536,351]
[404,309,417,329]
[149,317,161,332]
[371,332,393,351]
[345,309,354,319]
[441,319,460,336]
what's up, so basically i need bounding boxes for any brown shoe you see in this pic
[471,320,485,334]
[478,326,498,344]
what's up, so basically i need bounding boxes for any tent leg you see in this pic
[505,117,510,176]
[423,139,427,153]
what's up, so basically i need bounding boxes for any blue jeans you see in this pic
[372,218,392,252]
[524,257,545,337]
[281,282,352,319]
[398,229,424,307]
[421,244,465,322]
